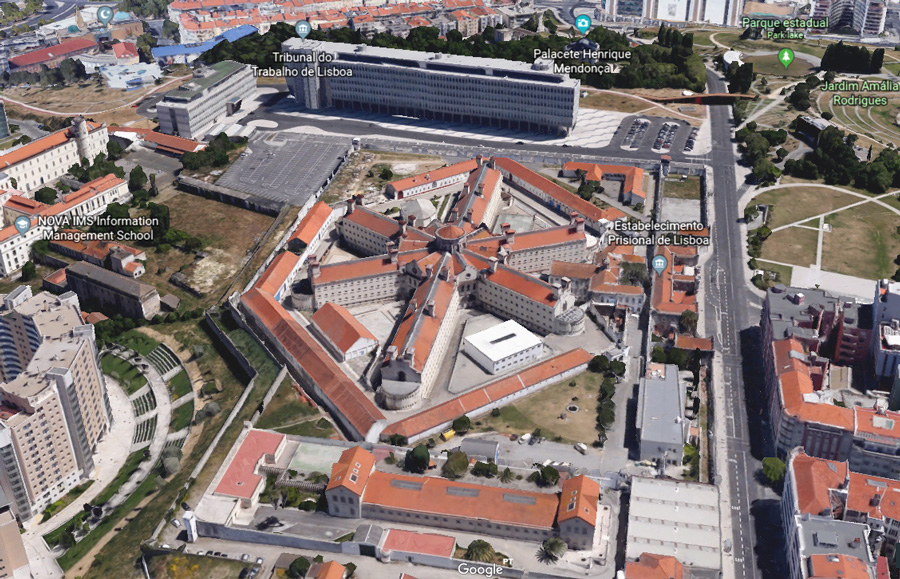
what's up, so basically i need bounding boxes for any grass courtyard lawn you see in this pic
[276,417,335,438]
[116,330,160,356]
[822,202,900,279]
[760,227,818,267]
[757,261,793,286]
[168,371,192,399]
[41,481,94,522]
[170,401,195,432]
[146,553,250,579]
[473,371,604,444]
[580,91,650,114]
[745,55,815,77]
[753,186,860,229]
[664,176,701,200]
[101,356,147,395]
[256,376,318,430]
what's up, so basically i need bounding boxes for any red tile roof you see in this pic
[550,261,600,279]
[254,251,300,296]
[651,245,698,315]
[386,270,455,372]
[363,470,559,529]
[290,202,333,247]
[387,159,477,194]
[492,157,626,225]
[326,446,375,495]
[846,470,900,522]
[9,37,97,68]
[214,429,285,500]
[112,42,139,59]
[314,561,346,579]
[382,348,592,439]
[109,127,207,155]
[674,334,714,351]
[463,251,560,306]
[807,554,870,579]
[563,162,646,199]
[311,302,377,355]
[314,250,429,285]
[45,268,68,286]
[624,553,684,579]
[557,475,601,525]
[5,195,48,215]
[465,224,586,260]
[382,529,456,557]
[790,451,848,517]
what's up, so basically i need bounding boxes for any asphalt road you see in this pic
[0,0,96,32]
[703,69,781,579]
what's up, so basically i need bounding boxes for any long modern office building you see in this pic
[156,60,256,139]
[282,39,580,135]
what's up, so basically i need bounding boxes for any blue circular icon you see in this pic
[295,21,312,39]
[575,15,592,35]
[14,216,31,235]
[98,6,114,24]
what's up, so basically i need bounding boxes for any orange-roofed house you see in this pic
[288,202,336,254]
[309,302,378,361]
[624,553,683,579]
[385,159,478,199]
[112,42,140,64]
[561,162,646,206]
[213,428,286,512]
[557,475,602,549]
[326,446,377,517]
[312,561,346,579]
[9,37,98,73]
[0,117,108,194]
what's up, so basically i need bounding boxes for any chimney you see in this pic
[407,214,416,227]
[488,257,498,274]
[449,209,459,221]
[575,217,585,233]
[465,208,474,223]
[552,282,562,300]
[386,345,398,360]
[439,266,450,280]
[462,183,471,195]
[346,198,355,214]
[404,347,415,361]
[308,255,320,279]
[400,219,407,235]
[569,211,579,225]
[424,299,435,316]
[425,264,434,278]
[560,276,571,290]
[504,228,516,244]
[475,154,484,167]
[873,493,883,507]
[389,247,398,264]
[500,222,511,233]
[476,183,485,197]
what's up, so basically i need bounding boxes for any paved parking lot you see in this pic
[615,115,694,154]
[216,132,352,205]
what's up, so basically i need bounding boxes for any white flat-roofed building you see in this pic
[283,40,580,136]
[626,477,722,571]
[156,60,256,140]
[463,320,543,374]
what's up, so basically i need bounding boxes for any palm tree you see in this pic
[465,540,495,563]
[500,467,514,483]
[536,538,568,564]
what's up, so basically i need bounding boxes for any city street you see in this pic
[703,68,781,579]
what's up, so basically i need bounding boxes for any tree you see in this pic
[537,537,567,564]
[679,310,699,334]
[472,461,498,478]
[535,465,560,487]
[597,400,616,428]
[404,445,430,474]
[775,147,788,161]
[500,467,514,483]
[129,165,148,192]
[162,18,180,42]
[609,360,626,376]
[58,58,85,84]
[452,415,471,433]
[464,540,495,562]
[20,261,36,281]
[379,167,394,181]
[287,556,311,578]
[588,355,610,373]
[106,140,124,161]
[441,451,469,479]
[762,457,786,485]
[34,187,56,204]
[743,204,759,222]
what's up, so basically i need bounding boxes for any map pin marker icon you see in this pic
[98,6,114,25]
[296,21,311,39]
[575,15,591,36]
[14,216,31,236]
[652,255,668,275]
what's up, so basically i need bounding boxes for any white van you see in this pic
[574,442,588,455]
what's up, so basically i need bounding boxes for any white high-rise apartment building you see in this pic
[0,288,111,521]
[283,40,580,135]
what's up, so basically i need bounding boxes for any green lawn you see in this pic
[664,176,702,200]
[168,371,192,399]
[170,402,194,432]
[226,327,279,383]
[116,330,160,356]
[276,417,335,438]
[256,376,318,430]
[42,481,94,522]
[101,356,147,395]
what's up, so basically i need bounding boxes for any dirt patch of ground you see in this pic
[752,186,860,229]
[326,150,447,203]
[822,202,900,279]
[760,226,818,267]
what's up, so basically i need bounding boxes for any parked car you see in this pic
[171,519,181,528]
[574,442,588,454]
